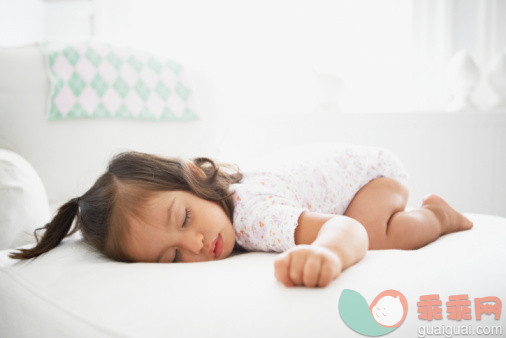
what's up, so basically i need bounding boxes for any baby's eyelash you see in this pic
[173,208,191,263]
[183,208,192,226]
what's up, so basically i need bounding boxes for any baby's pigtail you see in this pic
[8,197,81,260]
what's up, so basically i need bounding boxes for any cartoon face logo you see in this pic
[370,290,407,327]
[339,289,408,336]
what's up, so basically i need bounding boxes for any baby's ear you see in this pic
[186,160,206,179]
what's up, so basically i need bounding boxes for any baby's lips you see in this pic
[208,236,217,257]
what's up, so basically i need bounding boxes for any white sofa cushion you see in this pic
[0,149,50,249]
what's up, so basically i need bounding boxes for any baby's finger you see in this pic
[318,259,339,287]
[302,256,322,288]
[274,254,294,287]
[289,253,306,286]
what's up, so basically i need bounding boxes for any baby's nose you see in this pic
[182,231,205,255]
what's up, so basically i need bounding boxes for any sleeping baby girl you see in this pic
[9,143,473,288]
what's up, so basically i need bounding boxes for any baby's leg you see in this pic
[343,177,474,250]
[387,194,474,250]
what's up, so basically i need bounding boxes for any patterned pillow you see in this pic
[40,41,198,121]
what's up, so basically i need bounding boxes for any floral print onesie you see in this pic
[228,142,409,253]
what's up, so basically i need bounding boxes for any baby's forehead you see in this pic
[116,187,196,223]
[119,188,184,215]
[116,184,169,206]
[119,197,166,239]
[116,181,158,198]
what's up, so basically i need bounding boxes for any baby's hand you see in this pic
[274,245,342,288]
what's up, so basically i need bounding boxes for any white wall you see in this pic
[0,0,45,45]
[2,0,505,113]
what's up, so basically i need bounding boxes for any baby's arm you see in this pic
[274,211,368,288]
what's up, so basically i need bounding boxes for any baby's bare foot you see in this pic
[421,194,474,235]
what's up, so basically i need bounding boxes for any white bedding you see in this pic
[1,212,505,338]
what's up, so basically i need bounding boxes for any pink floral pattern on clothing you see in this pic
[228,143,409,253]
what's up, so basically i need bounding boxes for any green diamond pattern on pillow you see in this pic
[40,41,199,121]
[148,58,162,74]
[85,48,102,67]
[63,47,80,66]
[134,80,150,101]
[91,74,108,97]
[106,51,123,70]
[68,72,86,97]
[155,81,170,100]
[113,77,130,99]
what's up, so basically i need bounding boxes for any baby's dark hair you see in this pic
[9,151,244,262]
